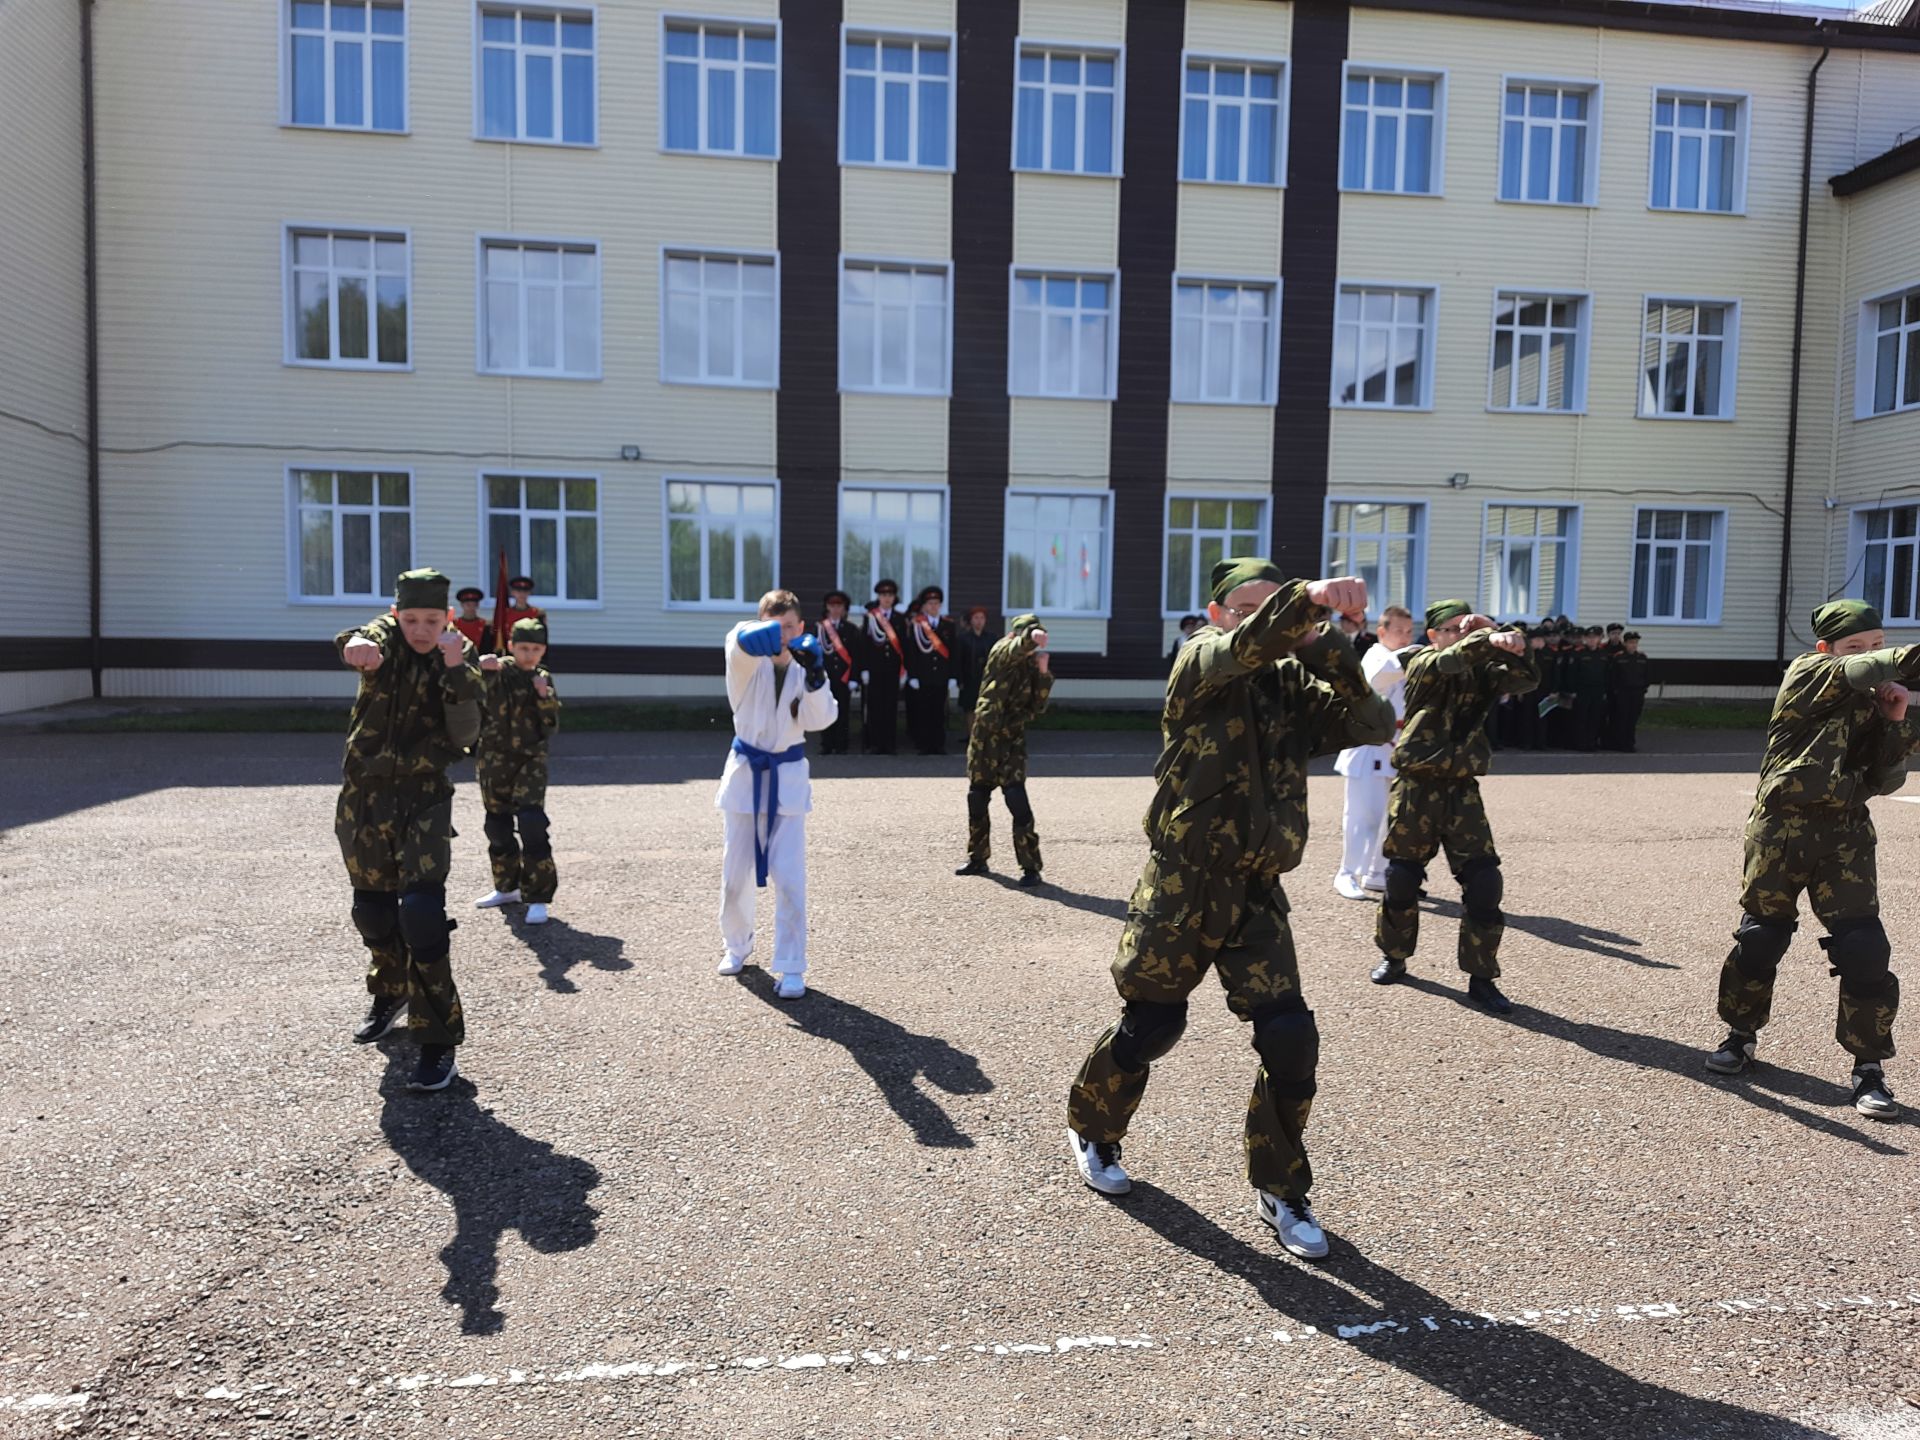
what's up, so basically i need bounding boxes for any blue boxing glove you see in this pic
[738,619,786,658]
[788,633,828,690]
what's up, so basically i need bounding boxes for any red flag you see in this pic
[490,548,510,652]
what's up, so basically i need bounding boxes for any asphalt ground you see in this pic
[2,727,1917,1439]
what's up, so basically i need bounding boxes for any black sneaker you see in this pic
[1704,1029,1756,1075]
[1370,958,1407,985]
[1852,1064,1900,1120]
[352,994,408,1044]
[1467,975,1513,1014]
[1019,871,1043,888]
[954,860,989,877]
[408,1045,459,1091]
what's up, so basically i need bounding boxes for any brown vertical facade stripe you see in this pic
[776,0,843,605]
[1274,0,1350,580]
[946,4,1017,621]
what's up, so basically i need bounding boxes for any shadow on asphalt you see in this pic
[378,1050,603,1336]
[980,870,1129,922]
[502,912,634,994]
[1419,898,1672,968]
[1116,1182,1834,1440]
[738,968,992,1149]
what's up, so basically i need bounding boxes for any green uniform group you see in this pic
[479,618,563,904]
[963,615,1055,879]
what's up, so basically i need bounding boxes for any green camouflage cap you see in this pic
[1425,599,1472,630]
[1208,557,1285,605]
[1812,599,1882,643]
[1009,614,1045,638]
[510,617,549,646]
[394,568,451,611]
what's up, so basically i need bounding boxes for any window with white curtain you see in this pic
[1172,278,1277,404]
[1005,491,1110,616]
[1181,57,1284,186]
[480,238,600,378]
[1631,509,1723,623]
[288,1,406,131]
[1499,80,1596,205]
[842,32,951,169]
[1865,286,1920,417]
[666,479,777,607]
[1490,291,1586,412]
[1332,284,1432,408]
[291,470,412,601]
[1010,272,1115,400]
[1857,504,1920,622]
[1341,70,1440,194]
[1323,500,1425,614]
[840,488,946,601]
[288,228,409,368]
[1651,91,1744,213]
[663,252,777,387]
[486,474,600,602]
[1165,496,1267,614]
[1482,505,1577,619]
[478,6,595,144]
[1014,43,1119,175]
[840,261,949,394]
[1641,299,1738,419]
[664,18,778,157]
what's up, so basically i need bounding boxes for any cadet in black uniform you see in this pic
[816,591,857,756]
[1609,632,1651,751]
[857,580,905,755]
[903,585,957,755]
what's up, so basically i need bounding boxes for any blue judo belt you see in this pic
[731,737,807,887]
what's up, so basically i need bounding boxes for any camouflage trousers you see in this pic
[1377,775,1504,978]
[966,781,1041,874]
[1068,856,1316,1199]
[336,777,465,1046]
[479,752,556,903]
[1719,811,1898,1062]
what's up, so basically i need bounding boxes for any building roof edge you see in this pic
[1831,133,1920,195]
[1351,0,1920,51]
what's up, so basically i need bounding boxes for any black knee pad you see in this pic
[397,886,450,955]
[516,807,551,853]
[483,811,517,849]
[1823,917,1894,994]
[1111,999,1188,1073]
[350,890,399,945]
[1459,857,1504,922]
[1250,1001,1319,1102]
[1383,858,1424,910]
[1004,782,1034,828]
[1731,912,1795,978]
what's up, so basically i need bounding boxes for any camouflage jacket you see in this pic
[334,615,482,787]
[479,663,561,759]
[1146,581,1395,877]
[966,620,1054,787]
[1750,646,1920,819]
[1393,629,1538,781]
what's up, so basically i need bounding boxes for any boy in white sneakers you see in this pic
[474,617,561,924]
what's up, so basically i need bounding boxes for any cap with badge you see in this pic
[508,575,535,592]
[394,568,451,611]
[455,586,484,603]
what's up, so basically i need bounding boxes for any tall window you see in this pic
[1014,44,1118,176]
[666,479,776,607]
[664,19,778,158]
[1642,300,1737,419]
[1866,287,1920,417]
[1181,58,1283,186]
[663,252,777,387]
[288,229,409,368]
[289,1,406,131]
[1010,272,1116,400]
[1651,91,1743,213]
[1490,292,1586,413]
[480,239,600,378]
[1859,505,1920,622]
[1341,70,1439,195]
[840,261,949,395]
[1332,285,1432,409]
[843,33,951,169]
[1005,491,1110,615]
[841,488,945,601]
[292,470,411,601]
[478,6,595,144]
[485,474,599,602]
[1500,81,1595,205]
[1324,500,1424,613]
[1172,279,1277,404]
[1165,497,1267,614]
[1482,505,1577,619]
[1631,509,1723,623]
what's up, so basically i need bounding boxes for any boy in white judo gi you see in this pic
[1333,605,1415,900]
[717,589,839,999]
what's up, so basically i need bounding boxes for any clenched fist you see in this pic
[343,637,383,672]
[1875,681,1909,723]
[436,629,466,668]
[479,653,504,672]
[1489,630,1527,655]
[1462,613,1496,635]
[1305,576,1368,622]
[533,674,553,698]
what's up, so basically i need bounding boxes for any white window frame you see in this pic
[473,2,599,148]
[1487,287,1591,415]
[1321,496,1428,617]
[1162,492,1272,619]
[1339,63,1446,197]
[1648,87,1749,216]
[660,13,782,160]
[283,223,414,371]
[1629,505,1727,626]
[1178,51,1289,189]
[286,465,416,605]
[1007,266,1121,402]
[1855,281,1920,420]
[1169,273,1281,407]
[836,482,950,601]
[475,233,603,380]
[478,470,605,609]
[1849,501,1920,625]
[838,256,953,397]
[1639,295,1740,421]
[283,0,410,133]
[661,475,782,612]
[1331,280,1437,411]
[1002,487,1114,619]
[1497,75,1600,207]
[839,25,955,172]
[1011,37,1125,178]
[658,245,780,389]
[1479,501,1583,622]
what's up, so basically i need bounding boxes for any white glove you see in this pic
[948,679,959,697]
[908,678,921,690]
[849,682,860,696]
[861,670,870,685]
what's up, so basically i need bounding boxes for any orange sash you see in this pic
[914,615,950,660]
[822,619,853,669]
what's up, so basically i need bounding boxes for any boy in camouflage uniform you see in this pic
[474,617,562,925]
[1370,601,1537,1014]
[337,568,482,1092]
[955,614,1053,887]
[1066,562,1390,1260]
[1706,600,1919,1120]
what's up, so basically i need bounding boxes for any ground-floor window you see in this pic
[1324,499,1424,615]
[292,469,411,601]
[1857,502,1920,623]
[666,478,776,608]
[840,487,944,601]
[484,473,600,603]
[1482,504,1577,619]
[1165,495,1267,614]
[1005,490,1109,616]
[1630,508,1723,623]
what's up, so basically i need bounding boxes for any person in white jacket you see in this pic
[1333,605,1415,901]
[717,590,839,999]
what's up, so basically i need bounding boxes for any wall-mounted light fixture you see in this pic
[1446,472,1470,489]
[620,444,642,462]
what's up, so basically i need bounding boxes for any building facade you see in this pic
[5,0,1920,711]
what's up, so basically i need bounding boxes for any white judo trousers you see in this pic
[1333,641,1408,892]
[716,622,840,977]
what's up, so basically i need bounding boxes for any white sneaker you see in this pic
[475,889,520,909]
[775,974,806,1000]
[1853,1064,1900,1121]
[1332,874,1369,901]
[525,903,549,925]
[1068,1128,1132,1196]
[717,953,747,976]
[1258,1191,1330,1259]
